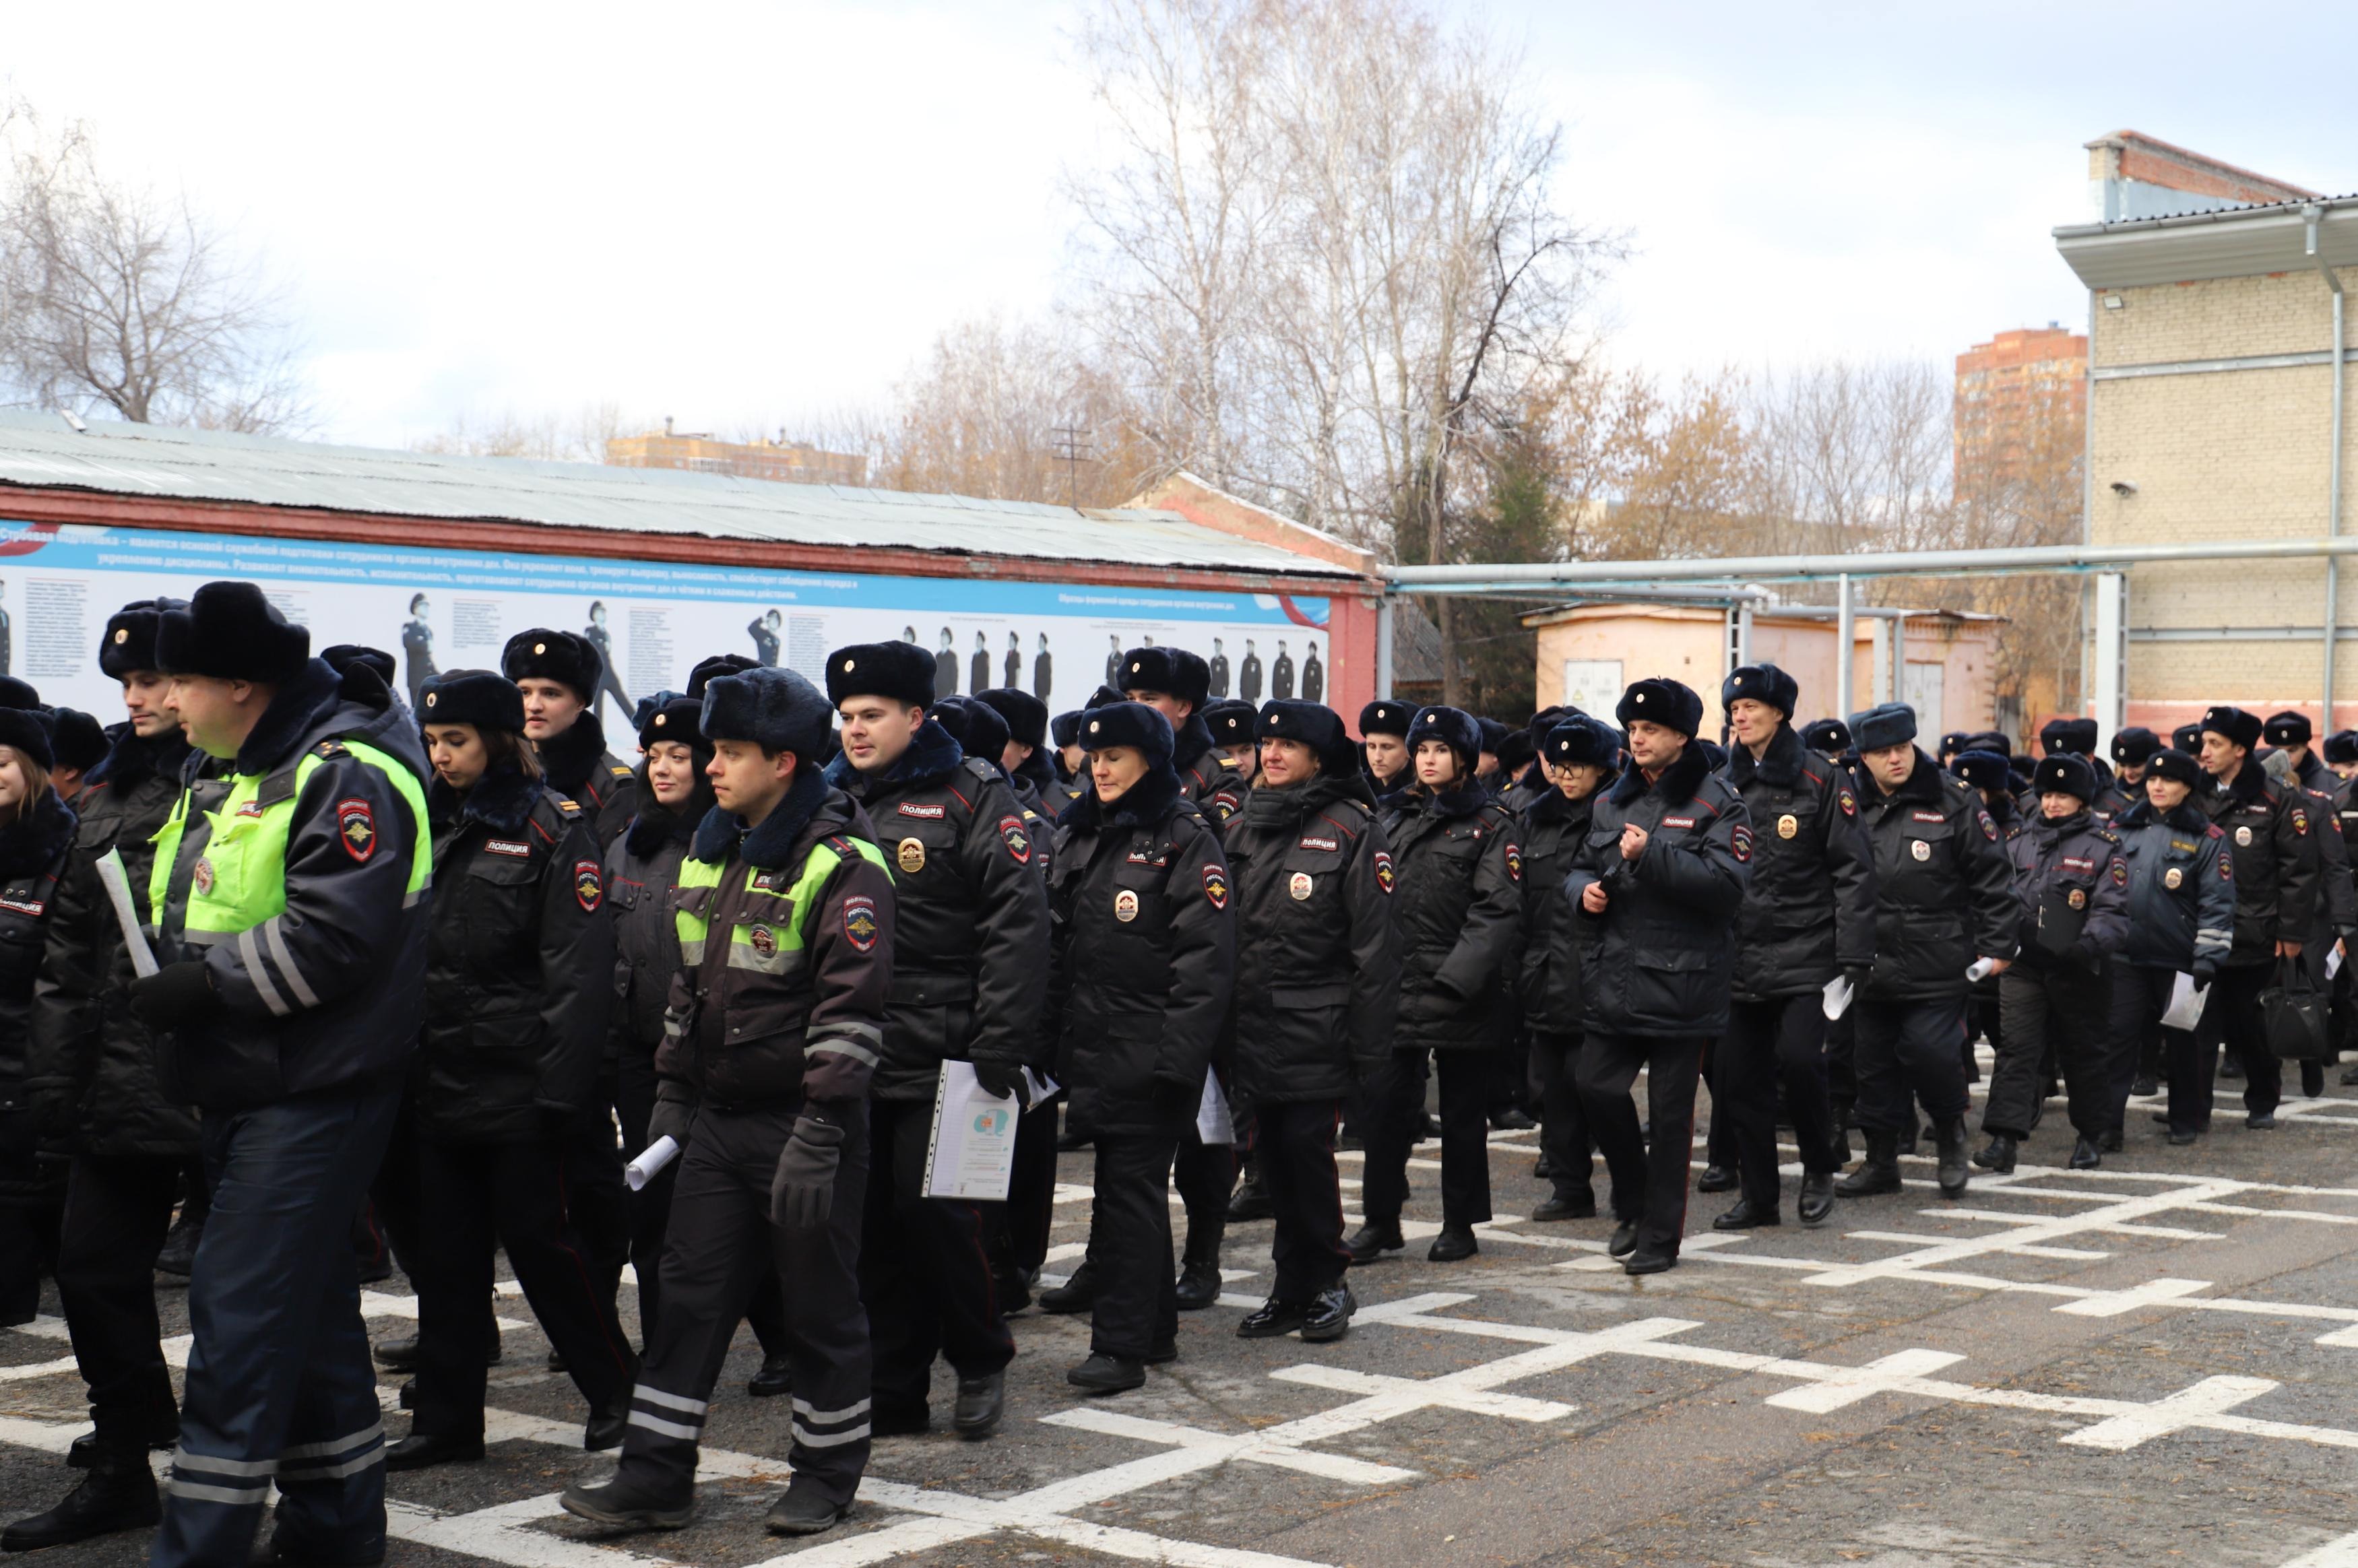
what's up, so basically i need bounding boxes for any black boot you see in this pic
[1971,1133,2016,1173]
[3,1447,160,1550]
[153,1209,204,1280]
[1038,1261,1100,1314]
[1531,1187,1595,1222]
[1835,1131,1901,1197]
[1174,1254,1223,1311]
[2068,1136,2102,1171]
[1224,1161,1273,1222]
[1344,1219,1403,1264]
[1934,1116,1971,1198]
[1695,1164,1737,1194]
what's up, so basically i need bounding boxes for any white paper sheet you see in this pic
[624,1136,678,1191]
[1965,957,1998,983]
[1822,975,1854,1020]
[923,1059,1020,1200]
[2331,945,2347,981]
[95,847,159,979]
[1197,1070,1235,1145]
[2161,971,2210,1032]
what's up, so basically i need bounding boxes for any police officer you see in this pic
[1044,701,1236,1393]
[1350,707,1521,1264]
[10,603,201,1550]
[2100,727,2162,818]
[1474,717,1509,795]
[129,583,431,1568]
[0,710,73,1329]
[2326,729,2358,782]
[978,686,1059,811]
[1562,678,1747,1275]
[1715,663,1876,1230]
[2171,721,2205,756]
[1977,754,2128,1172]
[1359,700,1414,795]
[607,690,793,1390]
[2109,748,2234,1146]
[1521,717,1617,1222]
[561,666,891,1538]
[1952,748,2019,1096]
[386,671,632,1469]
[825,641,1047,1440]
[1838,704,2016,1202]
[1801,718,1853,762]
[2265,711,2332,790]
[1223,700,1396,1344]
[1045,711,1089,816]
[1204,698,1261,784]
[2264,743,2356,1098]
[2192,705,2319,1131]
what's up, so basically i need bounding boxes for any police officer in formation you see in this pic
[2108,747,2234,1146]
[1518,715,1618,1222]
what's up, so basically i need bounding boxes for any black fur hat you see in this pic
[687,653,757,700]
[2264,709,2315,747]
[976,686,1049,749]
[1117,647,1211,711]
[1051,710,1084,749]
[2170,722,2204,754]
[49,709,108,773]
[635,690,705,752]
[2039,717,2099,757]
[1940,730,1971,757]
[418,669,526,734]
[2110,726,2161,766]
[2148,748,2205,788]
[1951,748,2012,793]
[1849,703,1918,752]
[1358,700,1413,740]
[0,676,39,710]
[156,581,311,684]
[1543,715,1619,769]
[501,628,600,700]
[322,645,395,688]
[1801,717,1852,753]
[1077,700,1175,765]
[2033,753,2097,802]
[932,695,1007,763]
[1257,699,1352,772]
[1964,729,2011,756]
[99,597,187,680]
[2199,705,2263,752]
[825,641,936,709]
[1722,662,1799,720]
[1203,698,1257,750]
[1616,677,1704,738]
[2326,729,2358,766]
[1475,717,1508,757]
[1497,729,1537,777]
[1087,684,1125,710]
[701,667,834,762]
[1407,705,1482,769]
[0,707,51,771]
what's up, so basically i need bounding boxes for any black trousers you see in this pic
[1256,1099,1347,1301]
[1853,997,1969,1133]
[1360,1048,1492,1228]
[1723,995,1837,1204]
[1575,1032,1705,1257]
[1824,1007,1857,1122]
[1172,1126,1234,1262]
[2175,962,2279,1130]
[410,1138,636,1441]
[1089,1129,1181,1361]
[615,1057,786,1354]
[567,1073,633,1306]
[614,1103,872,1508]
[55,1154,182,1449]
[1004,1097,1061,1276]
[2106,966,2177,1134]
[861,1097,1015,1418]
[1701,1037,1736,1173]
[1987,963,2113,1139]
[1530,1030,1593,1200]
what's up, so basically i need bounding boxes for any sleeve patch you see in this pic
[1202,863,1230,909]
[336,799,377,863]
[2221,853,2234,882]
[1979,810,1999,842]
[1730,824,1753,863]
[843,894,879,952]
[1373,850,1396,895]
[1838,787,1857,818]
[998,814,1033,865]
[2111,857,2128,888]
[574,859,604,911]
[2293,808,2311,836]
[1504,843,1523,882]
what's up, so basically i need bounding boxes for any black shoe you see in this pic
[1225,1169,1274,1222]
[765,1477,852,1537]
[153,1215,203,1279]
[1971,1134,2016,1173]
[2220,1057,2244,1081]
[2248,1113,2277,1130]
[2,1453,159,1550]
[869,1406,929,1437]
[1797,1173,1835,1227]
[1531,1189,1596,1222]
[1836,1132,1901,1197]
[250,1530,387,1566]
[1623,1249,1678,1276]
[1426,1225,1478,1263]
[747,1350,792,1398]
[373,1335,420,1371]
[1607,1220,1640,1257]
[995,1266,1034,1317]
[2068,1136,2101,1170]
[1056,1130,1091,1151]
[1345,1220,1403,1264]
[2167,1128,2200,1146]
[1712,1197,1779,1231]
[953,1371,1005,1439]
[395,1381,415,1411]
[584,1402,627,1452]
[1236,1297,1310,1339]
[2150,1111,2173,1126]
[2100,1129,2124,1153]
[67,1418,177,1470]
[1300,1284,1355,1344]
[1695,1165,1737,1194]
[1038,1262,1100,1314]
[1934,1116,1971,1198]
[546,1348,568,1373]
[383,1432,484,1472]
[354,1251,393,1287]
[1175,1259,1223,1311]
[2131,1073,2161,1097]
[559,1476,694,1532]
[1489,1107,1537,1132]
[1532,1150,1556,1181]
[1420,1109,1442,1140]
[1066,1353,1146,1394]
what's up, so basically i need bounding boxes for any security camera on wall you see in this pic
[2109,480,2138,496]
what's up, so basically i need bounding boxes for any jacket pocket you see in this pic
[1627,945,1711,1026]
[1271,983,1350,1008]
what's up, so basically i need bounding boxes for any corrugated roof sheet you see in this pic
[0,410,1353,579]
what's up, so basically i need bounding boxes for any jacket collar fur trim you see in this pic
[1062,763,1184,832]
[693,766,833,870]
[825,714,963,795]
[1727,723,1806,789]
[536,710,611,797]
[1608,740,1712,808]
[433,766,542,835]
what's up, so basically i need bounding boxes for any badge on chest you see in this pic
[1115,888,1140,922]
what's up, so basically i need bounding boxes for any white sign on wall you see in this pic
[1561,659,1624,718]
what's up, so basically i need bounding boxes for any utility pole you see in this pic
[1050,424,1093,509]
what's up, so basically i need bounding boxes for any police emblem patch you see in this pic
[2236,826,2254,847]
[1838,787,1857,818]
[574,860,602,911]
[1777,814,1799,839]
[897,837,926,874]
[1731,824,1752,864]
[193,857,215,895]
[2165,866,2184,890]
[336,798,377,863]
[1203,864,1230,909]
[842,895,879,952]
[1979,811,2000,842]
[749,924,777,956]
[2068,887,2086,910]
[1504,844,1523,882]
[1373,851,1395,895]
[1910,839,1932,862]
[1114,888,1139,923]
[2293,808,2311,836]
[998,814,1032,865]
[1288,871,1313,901]
[2111,859,2128,888]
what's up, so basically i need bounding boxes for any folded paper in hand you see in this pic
[924,1060,1019,1200]
[2161,971,2210,1033]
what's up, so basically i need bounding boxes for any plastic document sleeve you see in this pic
[923,1059,1021,1201]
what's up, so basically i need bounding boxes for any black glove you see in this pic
[128,960,219,1033]
[646,1080,695,1152]
[770,1116,845,1229]
[971,1061,1029,1111]
[2192,960,2219,989]
[1151,1074,1200,1130]
[1843,965,1873,993]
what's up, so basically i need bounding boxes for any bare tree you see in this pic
[0,108,309,432]
[414,401,637,463]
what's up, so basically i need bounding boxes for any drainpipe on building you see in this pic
[2309,206,2345,724]
[1836,573,1855,722]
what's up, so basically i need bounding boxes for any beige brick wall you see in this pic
[2092,267,2353,367]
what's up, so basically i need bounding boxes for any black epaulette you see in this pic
[2095,826,2120,844]
[962,757,998,783]
[315,740,350,760]
[609,764,633,779]
[556,797,583,816]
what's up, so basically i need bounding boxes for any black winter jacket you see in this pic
[2202,762,2319,967]
[1221,774,1398,1105]
[826,719,1050,1101]
[417,769,614,1143]
[1856,749,2017,1002]
[1726,725,1876,1000]
[1048,768,1236,1137]
[538,711,638,851]
[2113,798,2234,975]
[2295,780,2357,948]
[2004,807,2129,971]
[604,781,707,1072]
[28,729,202,1160]
[0,791,75,1202]
[1515,779,1606,1036]
[1380,782,1523,1051]
[1566,744,1750,1037]
[1175,715,1250,835]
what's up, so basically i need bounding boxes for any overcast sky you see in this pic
[9,1,2355,450]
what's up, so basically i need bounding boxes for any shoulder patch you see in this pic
[610,764,633,778]
[964,757,998,781]
[1373,849,1396,895]
[1504,843,1523,882]
[2206,823,2224,839]
[1838,786,1857,818]
[2293,806,2311,836]
[1978,810,1999,842]
[998,814,1033,865]
[336,797,377,862]
[842,894,879,952]
[314,740,350,760]
[2111,857,2127,888]
[556,797,583,815]
[1202,862,1229,909]
[1730,823,1753,863]
[575,859,603,911]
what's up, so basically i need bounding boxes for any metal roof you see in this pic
[2054,193,2358,290]
[0,410,1355,579]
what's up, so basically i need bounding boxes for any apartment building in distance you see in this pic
[606,419,868,486]
[1954,325,2086,494]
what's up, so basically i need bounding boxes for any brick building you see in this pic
[606,420,868,486]
[1954,326,2086,494]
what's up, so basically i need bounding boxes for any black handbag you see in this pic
[2261,954,2332,1062]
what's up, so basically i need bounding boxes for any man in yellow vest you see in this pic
[127,582,432,1568]
[562,665,893,1540]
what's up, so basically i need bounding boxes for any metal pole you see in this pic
[1836,573,1855,721]
[2309,206,2345,726]
[2094,572,2126,752]
[1374,597,1395,700]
